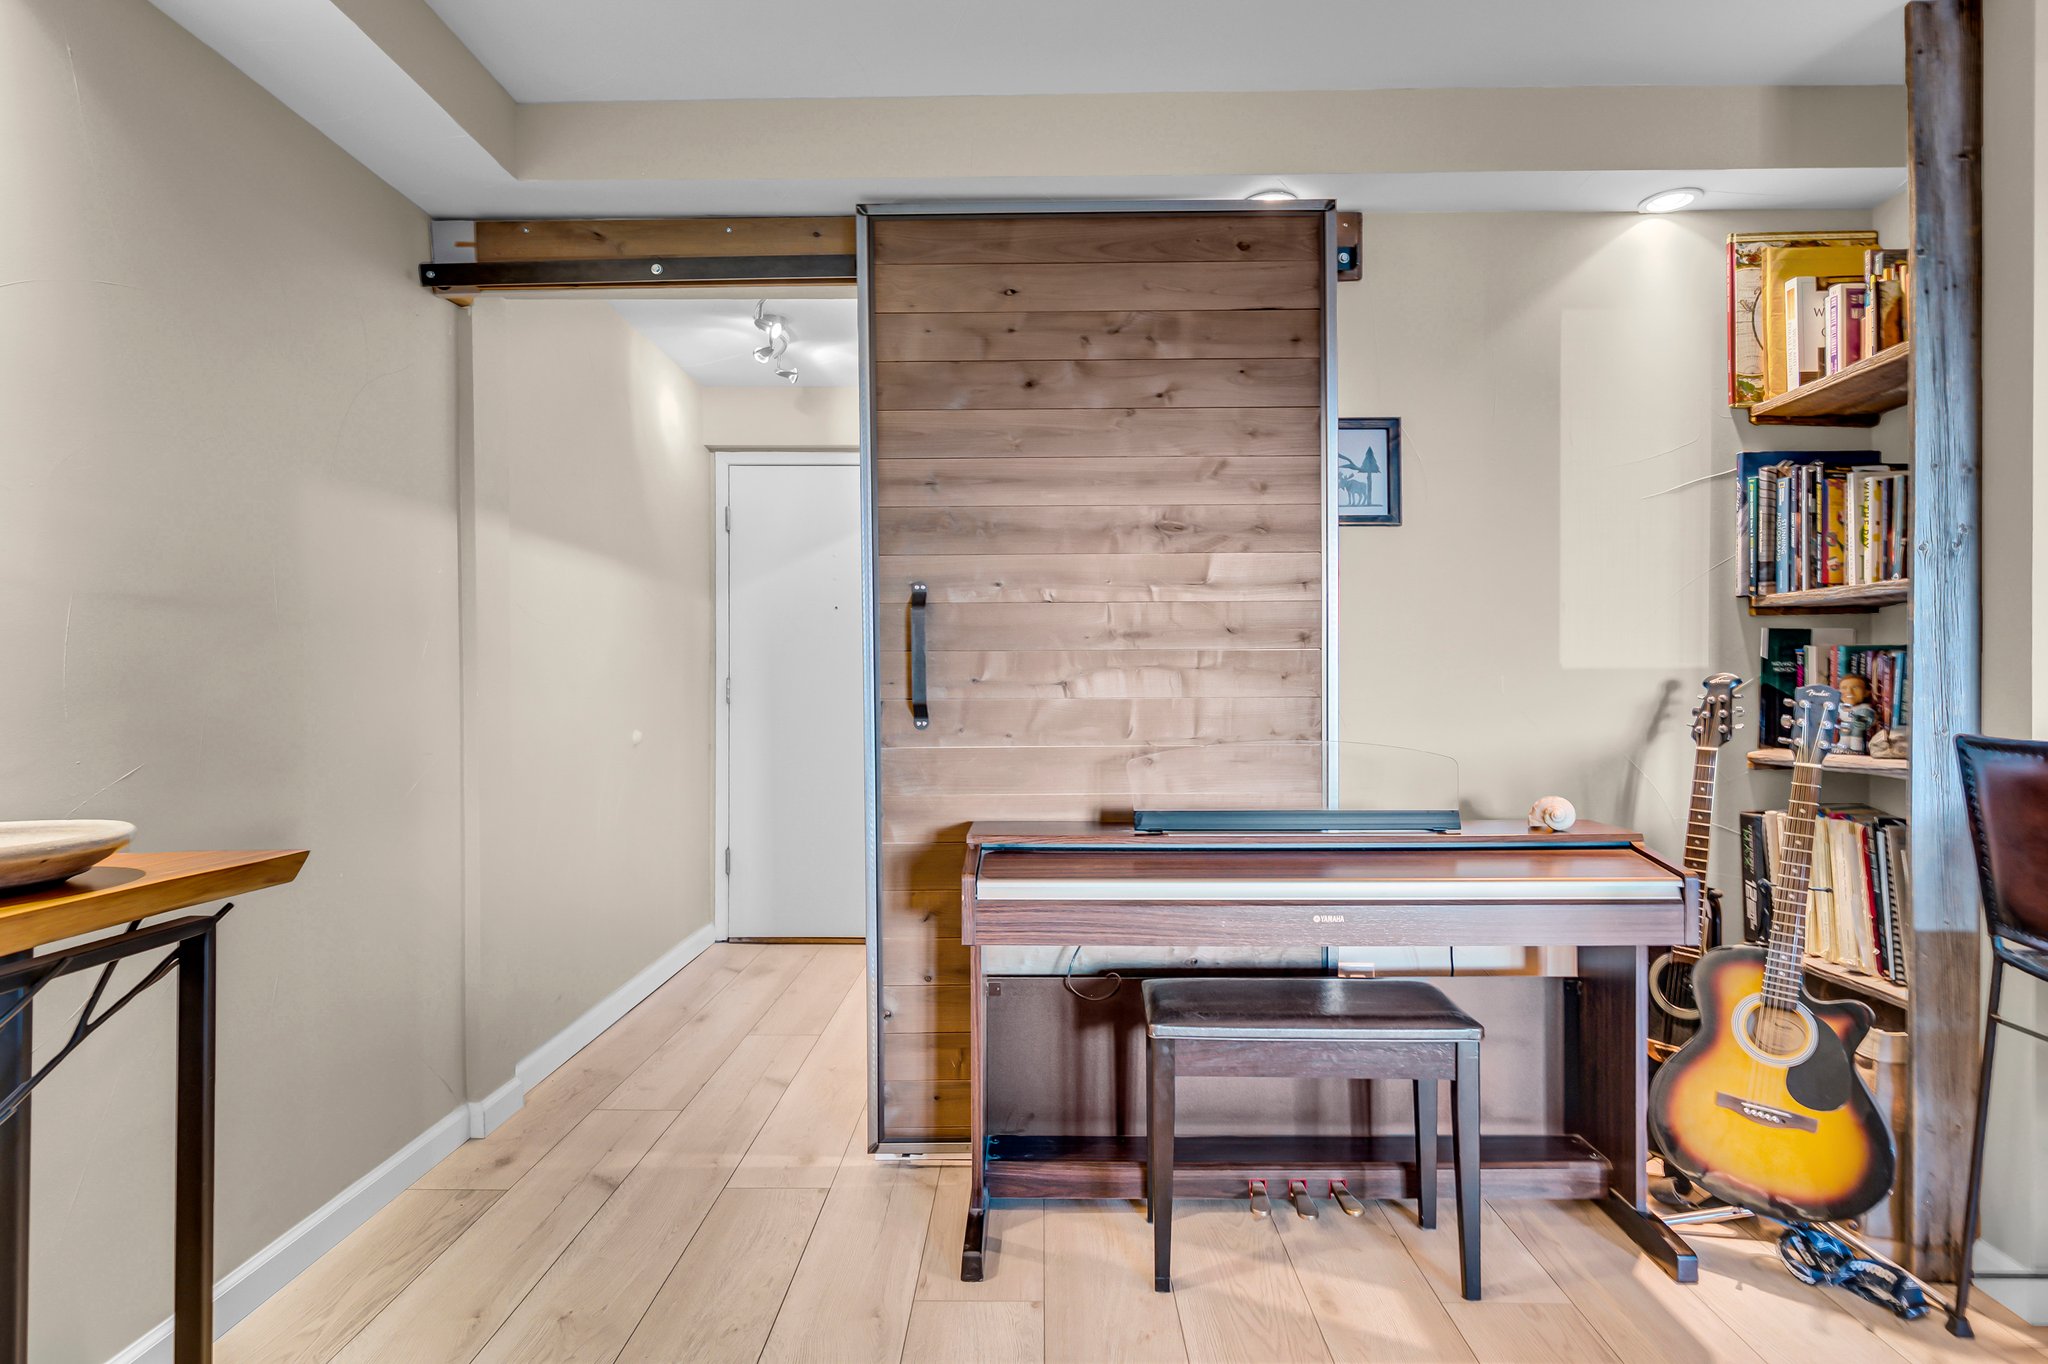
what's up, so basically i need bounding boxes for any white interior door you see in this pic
[721,456,865,939]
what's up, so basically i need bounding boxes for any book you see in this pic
[1884,823,1911,987]
[1727,231,1877,405]
[1784,277,1825,388]
[1822,471,1848,585]
[1740,811,1775,943]
[1825,283,1868,373]
[1861,248,1912,355]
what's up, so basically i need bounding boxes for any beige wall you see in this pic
[1,1,462,1360]
[698,385,858,451]
[1338,210,1889,893]
[463,298,717,1088]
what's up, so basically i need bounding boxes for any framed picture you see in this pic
[1336,418,1401,526]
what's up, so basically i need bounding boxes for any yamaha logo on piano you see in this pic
[1312,913,1346,924]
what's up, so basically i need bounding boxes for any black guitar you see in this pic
[1649,674,1740,1049]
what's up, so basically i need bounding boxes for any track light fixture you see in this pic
[751,300,798,383]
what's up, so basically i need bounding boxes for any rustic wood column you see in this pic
[1905,0,1983,1282]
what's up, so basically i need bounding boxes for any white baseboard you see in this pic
[106,923,718,1363]
[465,1074,524,1139]
[514,922,717,1099]
[1974,1238,2048,1325]
[105,1105,470,1364]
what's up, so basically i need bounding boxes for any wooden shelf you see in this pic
[1805,957,1909,1009]
[1747,342,1911,426]
[1747,580,1909,616]
[1747,748,1910,778]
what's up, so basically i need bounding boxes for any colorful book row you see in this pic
[1739,807,1910,987]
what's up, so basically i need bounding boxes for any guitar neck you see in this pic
[1762,756,1825,1001]
[1676,739,1719,955]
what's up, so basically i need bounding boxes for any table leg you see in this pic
[1569,947,1698,1283]
[962,946,987,1283]
[174,927,216,1362]
[1,952,29,1364]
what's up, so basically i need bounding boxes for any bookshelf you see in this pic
[1747,342,1911,426]
[1746,748,1909,778]
[1747,580,1909,616]
[1720,9,1981,1274]
[1805,957,1909,1010]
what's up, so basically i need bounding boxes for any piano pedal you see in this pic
[1330,1180,1366,1217]
[1287,1180,1318,1219]
[1248,1180,1272,1218]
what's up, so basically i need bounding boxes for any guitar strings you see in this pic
[1750,748,1823,1104]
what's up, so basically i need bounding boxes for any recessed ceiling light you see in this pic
[1248,187,1297,202]
[1637,187,1703,214]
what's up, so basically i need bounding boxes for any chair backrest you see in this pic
[1956,734,2048,955]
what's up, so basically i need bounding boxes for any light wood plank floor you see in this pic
[225,944,2048,1364]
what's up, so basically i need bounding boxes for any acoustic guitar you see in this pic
[1648,673,1741,1048]
[1648,684,1896,1224]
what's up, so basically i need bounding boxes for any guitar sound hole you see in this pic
[1655,963,1695,1008]
[1729,994,1819,1067]
[1744,1005,1813,1062]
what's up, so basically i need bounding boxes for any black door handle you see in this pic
[909,582,930,730]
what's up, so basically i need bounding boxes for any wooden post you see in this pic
[1905,0,1983,1282]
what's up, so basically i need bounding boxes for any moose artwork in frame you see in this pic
[1337,417,1401,526]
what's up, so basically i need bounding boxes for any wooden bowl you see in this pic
[0,821,136,892]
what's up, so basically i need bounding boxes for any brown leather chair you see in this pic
[1143,976,1482,1298]
[1949,735,2048,1336]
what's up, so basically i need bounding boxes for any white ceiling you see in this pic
[425,0,1904,104]
[610,298,859,387]
[147,0,1908,219]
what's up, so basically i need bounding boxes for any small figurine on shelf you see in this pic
[1838,674,1879,754]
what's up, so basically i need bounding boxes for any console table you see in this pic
[0,850,308,1364]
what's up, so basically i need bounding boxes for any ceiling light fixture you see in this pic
[1248,187,1298,202]
[751,299,798,383]
[1637,187,1703,215]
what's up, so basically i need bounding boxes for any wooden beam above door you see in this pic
[475,217,856,262]
[420,216,858,295]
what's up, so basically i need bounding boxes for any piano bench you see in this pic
[1142,977,1483,1299]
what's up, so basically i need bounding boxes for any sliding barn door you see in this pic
[862,205,1333,1145]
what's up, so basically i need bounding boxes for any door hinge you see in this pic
[725,676,732,704]
[724,506,731,532]
[724,847,732,875]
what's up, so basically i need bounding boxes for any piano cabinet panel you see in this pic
[982,974,1563,1139]
[964,900,1688,948]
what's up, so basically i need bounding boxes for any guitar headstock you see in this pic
[1689,673,1744,748]
[1788,684,1843,765]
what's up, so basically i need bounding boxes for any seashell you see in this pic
[1527,796,1577,832]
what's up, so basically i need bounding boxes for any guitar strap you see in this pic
[1777,1224,1930,1320]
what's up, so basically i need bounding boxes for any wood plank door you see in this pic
[862,206,1334,1145]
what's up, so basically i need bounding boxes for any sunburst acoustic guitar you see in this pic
[1649,684,1896,1224]
[1649,673,1740,1050]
